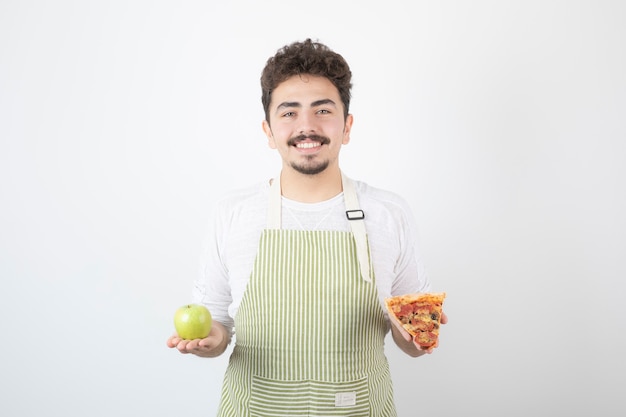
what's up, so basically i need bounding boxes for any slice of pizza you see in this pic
[385,292,446,350]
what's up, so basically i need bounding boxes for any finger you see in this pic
[395,323,412,342]
[185,339,201,350]
[416,344,434,354]
[389,317,412,342]
[167,336,181,348]
[412,334,437,353]
[440,312,448,325]
[176,339,191,353]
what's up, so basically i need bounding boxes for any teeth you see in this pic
[296,142,320,149]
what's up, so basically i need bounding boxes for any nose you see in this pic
[297,111,317,135]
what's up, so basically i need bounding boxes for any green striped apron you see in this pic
[217,173,396,417]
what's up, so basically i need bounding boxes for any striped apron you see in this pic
[217,173,396,417]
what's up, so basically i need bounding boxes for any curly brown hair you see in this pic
[260,39,353,122]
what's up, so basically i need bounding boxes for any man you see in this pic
[167,38,447,416]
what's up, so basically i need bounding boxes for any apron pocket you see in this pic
[249,374,371,417]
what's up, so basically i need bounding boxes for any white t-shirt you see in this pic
[192,178,431,334]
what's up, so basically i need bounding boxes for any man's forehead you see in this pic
[273,75,337,97]
[269,75,342,112]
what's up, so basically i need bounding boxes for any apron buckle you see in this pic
[345,209,365,220]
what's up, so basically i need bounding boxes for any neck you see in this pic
[279,166,343,203]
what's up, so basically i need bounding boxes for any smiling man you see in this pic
[263,73,352,201]
[168,38,447,417]
[264,75,349,174]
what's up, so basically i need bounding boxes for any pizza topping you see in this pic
[385,292,446,350]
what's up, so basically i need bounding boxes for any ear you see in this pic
[262,120,277,149]
[342,114,354,145]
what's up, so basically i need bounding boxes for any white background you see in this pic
[1,1,625,416]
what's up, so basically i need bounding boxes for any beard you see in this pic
[290,158,330,175]
[288,133,331,176]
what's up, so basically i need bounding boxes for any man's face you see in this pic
[262,75,352,176]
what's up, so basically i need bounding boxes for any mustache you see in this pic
[287,134,331,146]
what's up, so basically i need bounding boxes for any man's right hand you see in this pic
[167,321,230,358]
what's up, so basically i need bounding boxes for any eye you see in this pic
[282,111,296,118]
[317,109,331,115]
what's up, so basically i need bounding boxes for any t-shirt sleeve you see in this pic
[192,200,235,335]
[390,196,431,296]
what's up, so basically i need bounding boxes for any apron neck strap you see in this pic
[267,175,282,230]
[342,172,372,282]
[266,172,372,282]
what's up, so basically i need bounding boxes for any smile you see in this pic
[295,142,321,149]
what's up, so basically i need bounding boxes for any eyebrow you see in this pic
[275,98,337,113]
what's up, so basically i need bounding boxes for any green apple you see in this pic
[174,304,212,340]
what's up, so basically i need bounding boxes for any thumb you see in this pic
[390,316,412,342]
